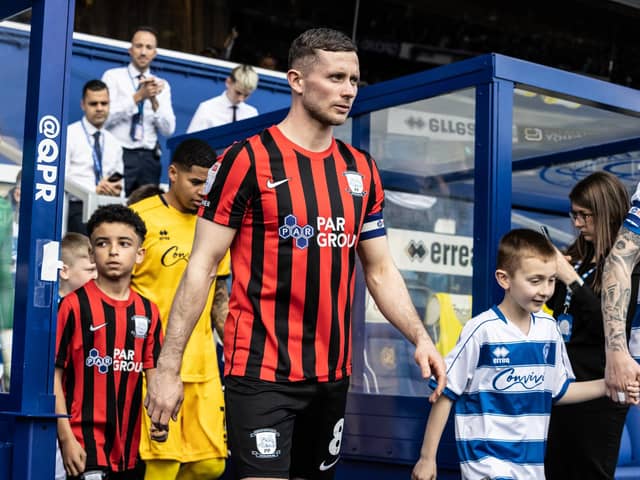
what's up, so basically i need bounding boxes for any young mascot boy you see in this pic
[55,204,164,479]
[58,232,97,299]
[412,229,639,480]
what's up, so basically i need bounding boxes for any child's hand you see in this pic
[150,422,169,442]
[624,380,640,405]
[60,435,87,477]
[412,457,437,480]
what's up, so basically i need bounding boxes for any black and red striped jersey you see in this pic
[55,279,163,471]
[199,125,385,382]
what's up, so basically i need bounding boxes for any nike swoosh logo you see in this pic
[319,456,340,471]
[89,322,108,332]
[266,178,290,189]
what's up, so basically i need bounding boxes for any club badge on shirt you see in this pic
[343,171,366,197]
[204,162,221,195]
[130,315,150,338]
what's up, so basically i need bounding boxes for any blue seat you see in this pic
[616,406,640,479]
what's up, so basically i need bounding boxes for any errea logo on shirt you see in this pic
[492,345,510,365]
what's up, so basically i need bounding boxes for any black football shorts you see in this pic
[224,375,349,479]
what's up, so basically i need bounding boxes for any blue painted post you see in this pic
[0,0,75,479]
[473,75,514,314]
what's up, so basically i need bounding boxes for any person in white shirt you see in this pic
[102,26,176,195]
[65,79,124,234]
[186,64,259,134]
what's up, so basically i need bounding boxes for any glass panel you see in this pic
[355,89,475,397]
[512,153,640,248]
[513,88,640,162]
[0,17,30,393]
[334,118,351,144]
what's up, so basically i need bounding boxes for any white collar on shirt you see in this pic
[220,91,243,109]
[127,63,151,78]
[81,116,102,135]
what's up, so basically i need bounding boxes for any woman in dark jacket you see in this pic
[545,171,632,479]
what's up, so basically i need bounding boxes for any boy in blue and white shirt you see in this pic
[413,229,640,480]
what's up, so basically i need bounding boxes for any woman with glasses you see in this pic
[545,171,635,480]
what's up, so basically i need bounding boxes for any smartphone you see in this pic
[540,225,552,242]
[107,172,124,182]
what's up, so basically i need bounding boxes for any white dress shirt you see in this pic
[102,63,176,149]
[65,117,124,194]
[186,91,258,133]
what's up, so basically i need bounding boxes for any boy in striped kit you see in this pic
[55,205,164,479]
[413,229,639,480]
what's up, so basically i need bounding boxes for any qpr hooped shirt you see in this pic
[429,306,574,479]
[625,183,640,362]
[198,125,386,382]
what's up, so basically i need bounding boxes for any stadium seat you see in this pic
[615,406,640,479]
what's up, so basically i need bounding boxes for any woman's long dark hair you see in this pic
[565,171,630,294]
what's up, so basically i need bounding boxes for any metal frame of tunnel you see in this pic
[0,1,75,479]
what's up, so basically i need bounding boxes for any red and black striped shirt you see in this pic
[55,280,162,471]
[199,125,385,382]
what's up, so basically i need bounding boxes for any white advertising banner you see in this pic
[387,108,475,141]
[387,228,473,277]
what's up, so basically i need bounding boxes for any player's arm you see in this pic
[145,218,235,428]
[211,277,229,340]
[411,395,453,480]
[54,367,86,477]
[557,378,640,405]
[602,226,640,400]
[357,236,446,402]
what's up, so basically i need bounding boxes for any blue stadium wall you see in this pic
[0,21,291,182]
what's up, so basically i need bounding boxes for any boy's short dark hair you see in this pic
[497,228,555,275]
[288,27,357,70]
[127,184,165,206]
[171,139,217,171]
[82,79,108,99]
[87,204,147,244]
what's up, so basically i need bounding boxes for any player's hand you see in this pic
[150,421,169,442]
[605,351,640,403]
[412,456,437,480]
[144,366,183,431]
[414,337,446,403]
[59,435,87,477]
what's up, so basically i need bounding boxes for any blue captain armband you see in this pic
[360,212,385,241]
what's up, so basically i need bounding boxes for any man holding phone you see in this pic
[65,79,124,234]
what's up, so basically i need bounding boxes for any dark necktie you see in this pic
[130,74,145,141]
[92,131,103,184]
[231,105,238,123]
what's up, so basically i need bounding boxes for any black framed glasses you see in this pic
[569,211,593,222]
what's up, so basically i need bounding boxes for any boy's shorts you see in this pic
[224,375,349,479]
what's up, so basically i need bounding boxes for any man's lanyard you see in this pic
[80,118,103,185]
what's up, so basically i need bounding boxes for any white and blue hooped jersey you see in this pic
[630,276,640,363]
[433,306,574,479]
[623,183,640,363]
[623,183,640,235]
